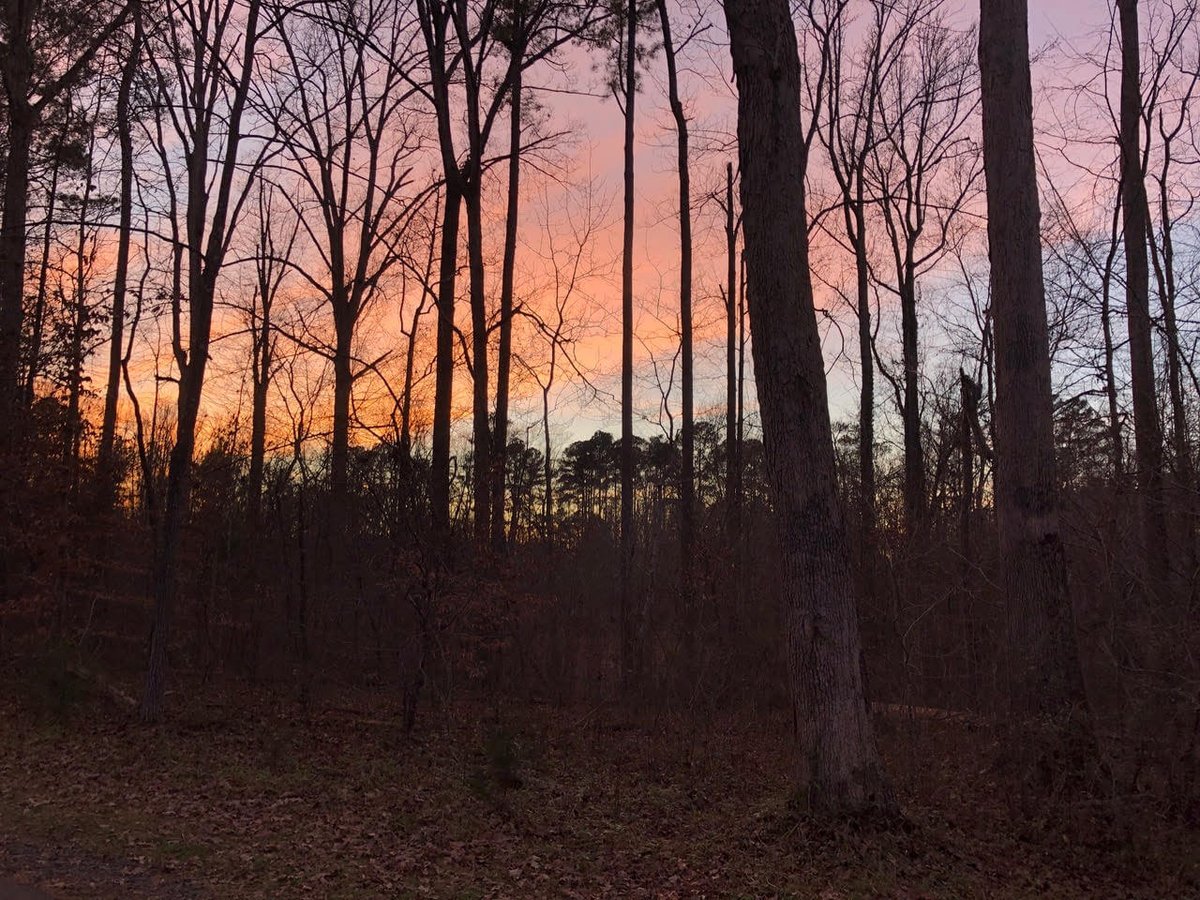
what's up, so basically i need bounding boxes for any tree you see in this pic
[244,180,297,523]
[815,0,914,544]
[719,161,739,542]
[97,9,143,504]
[868,2,979,534]
[489,0,604,551]
[723,0,895,815]
[654,0,695,625]
[267,0,423,541]
[415,0,462,543]
[0,0,132,596]
[139,0,270,722]
[0,0,131,427]
[978,0,1085,719]
[616,0,640,688]
[1118,0,1170,595]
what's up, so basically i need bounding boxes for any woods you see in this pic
[2,0,1200,892]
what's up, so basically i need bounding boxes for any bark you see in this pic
[331,313,353,528]
[619,0,637,687]
[899,274,925,531]
[724,162,738,539]
[656,0,694,617]
[1117,0,1170,593]
[979,0,1085,717]
[99,18,142,498]
[723,0,896,816]
[463,178,491,548]
[0,101,33,442]
[491,60,523,553]
[24,152,60,409]
[431,183,461,539]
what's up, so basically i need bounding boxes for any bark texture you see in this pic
[724,0,896,816]
[979,0,1085,717]
[1117,0,1170,593]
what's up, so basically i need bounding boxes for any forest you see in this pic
[1,0,1199,894]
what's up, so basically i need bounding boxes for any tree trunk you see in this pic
[1117,0,1170,594]
[1100,188,1125,481]
[724,162,738,541]
[65,144,96,490]
[464,179,491,548]
[140,357,206,722]
[657,0,694,625]
[431,182,461,540]
[0,100,34,445]
[247,305,270,524]
[979,0,1086,719]
[331,311,353,525]
[99,19,142,500]
[24,153,60,410]
[724,0,896,816]
[619,0,637,689]
[854,194,875,542]
[899,273,924,533]
[492,62,523,553]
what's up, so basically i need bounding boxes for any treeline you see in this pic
[2,0,1200,818]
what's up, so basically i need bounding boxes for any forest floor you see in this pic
[0,668,1197,899]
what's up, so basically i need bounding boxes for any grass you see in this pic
[0,677,1196,898]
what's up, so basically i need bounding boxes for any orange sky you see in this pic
[87,0,1112,461]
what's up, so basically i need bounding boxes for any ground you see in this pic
[0,672,1195,898]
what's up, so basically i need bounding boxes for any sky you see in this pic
[91,0,1121,461]
[502,0,1108,447]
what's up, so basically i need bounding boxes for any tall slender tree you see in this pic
[1117,0,1170,594]
[723,0,895,816]
[655,0,694,621]
[98,9,143,503]
[617,0,638,686]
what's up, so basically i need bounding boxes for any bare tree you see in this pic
[723,0,895,816]
[266,0,423,544]
[615,0,641,688]
[979,0,1085,721]
[245,180,298,523]
[654,0,697,623]
[868,2,980,534]
[1118,0,1171,594]
[139,0,271,722]
[814,0,917,543]
[98,10,144,503]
